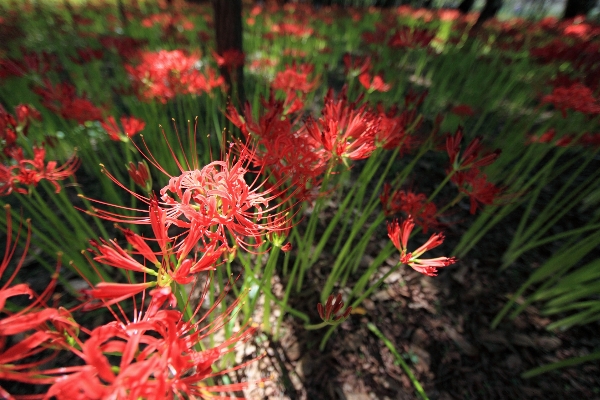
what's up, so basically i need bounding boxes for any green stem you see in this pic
[367,322,429,400]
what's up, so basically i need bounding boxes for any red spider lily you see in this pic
[122,116,146,138]
[125,50,224,103]
[34,80,104,124]
[158,147,292,249]
[272,63,319,94]
[526,129,576,147]
[248,57,277,73]
[271,22,313,38]
[67,98,105,125]
[127,161,152,190]
[14,104,42,132]
[0,51,57,78]
[82,223,227,305]
[541,84,600,117]
[362,23,389,45]
[446,127,501,172]
[100,116,121,141]
[0,206,74,393]
[270,63,318,113]
[342,54,371,77]
[578,132,600,148]
[387,217,457,277]
[375,103,422,153]
[213,49,245,70]
[437,9,461,21]
[452,170,504,214]
[358,71,391,93]
[563,22,592,39]
[101,116,146,141]
[380,183,437,232]
[141,13,195,32]
[226,96,326,200]
[84,122,294,252]
[387,26,436,49]
[1,146,80,195]
[526,129,556,145]
[317,294,352,323]
[450,104,475,117]
[304,88,380,162]
[49,278,264,399]
[554,135,575,147]
[1,105,20,156]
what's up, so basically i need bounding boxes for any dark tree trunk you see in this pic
[562,0,595,19]
[458,0,476,14]
[212,0,245,108]
[474,0,502,27]
[375,0,396,7]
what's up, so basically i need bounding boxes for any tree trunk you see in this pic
[212,0,245,108]
[375,0,396,7]
[562,0,595,19]
[474,0,502,27]
[458,0,476,14]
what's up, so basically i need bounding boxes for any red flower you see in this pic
[388,26,435,49]
[213,49,245,70]
[34,80,103,124]
[121,116,145,137]
[375,103,422,152]
[450,104,475,117]
[0,206,70,393]
[270,63,319,114]
[387,217,456,277]
[362,24,389,45]
[578,132,600,148]
[271,22,313,38]
[304,88,379,161]
[226,96,327,200]
[100,116,121,141]
[452,169,503,214]
[101,116,146,141]
[127,161,152,190]
[541,84,600,117]
[49,278,264,399]
[380,183,437,232]
[85,121,294,253]
[272,63,319,94]
[343,54,371,76]
[1,144,80,196]
[446,127,501,171]
[159,146,290,249]
[317,294,352,323]
[125,50,224,103]
[527,128,555,144]
[14,104,42,131]
[358,71,391,92]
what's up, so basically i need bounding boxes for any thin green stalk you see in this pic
[521,351,600,379]
[367,322,429,400]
